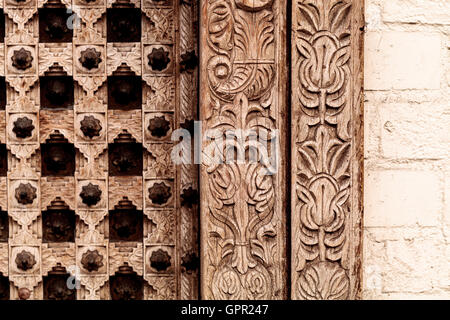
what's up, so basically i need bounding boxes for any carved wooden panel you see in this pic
[0,0,199,300]
[291,0,364,300]
[0,0,364,300]
[200,0,288,299]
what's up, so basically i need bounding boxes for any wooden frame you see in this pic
[200,0,363,300]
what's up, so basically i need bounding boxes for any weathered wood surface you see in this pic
[0,0,199,300]
[291,0,364,300]
[200,0,288,299]
[0,0,364,300]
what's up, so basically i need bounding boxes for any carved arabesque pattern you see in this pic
[292,0,363,300]
[201,0,286,300]
[206,95,278,299]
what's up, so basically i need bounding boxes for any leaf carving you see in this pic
[208,1,234,54]
[297,3,320,36]
[329,1,352,35]
[293,0,356,301]
[296,261,349,300]
[235,0,274,12]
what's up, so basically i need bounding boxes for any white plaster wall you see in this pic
[363,0,450,299]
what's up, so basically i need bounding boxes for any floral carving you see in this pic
[202,0,282,299]
[235,0,274,11]
[15,250,37,271]
[143,77,174,110]
[80,183,102,206]
[295,0,351,131]
[296,127,349,264]
[146,144,174,177]
[292,0,362,300]
[296,261,349,300]
[205,95,277,299]
[142,8,174,43]
[206,0,275,102]
[12,48,33,70]
[81,249,104,272]
[13,117,34,139]
[79,48,102,70]
[15,183,37,205]
[80,115,102,139]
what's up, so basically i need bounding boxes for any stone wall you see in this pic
[363,0,450,299]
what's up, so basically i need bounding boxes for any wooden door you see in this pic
[0,0,363,300]
[0,0,199,300]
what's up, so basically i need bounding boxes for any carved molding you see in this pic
[200,0,287,299]
[291,0,364,300]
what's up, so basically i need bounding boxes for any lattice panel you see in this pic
[0,0,199,300]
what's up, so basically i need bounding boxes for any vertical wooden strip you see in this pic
[143,0,181,300]
[291,0,364,300]
[178,0,200,300]
[350,0,364,299]
[200,0,287,299]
